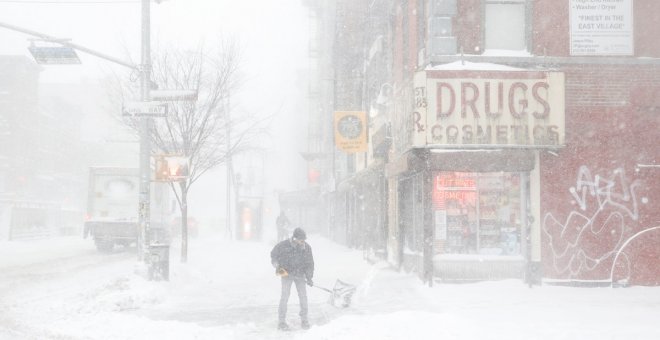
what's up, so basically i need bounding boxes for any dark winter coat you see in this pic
[270,239,314,280]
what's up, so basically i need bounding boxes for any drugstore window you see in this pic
[432,171,522,255]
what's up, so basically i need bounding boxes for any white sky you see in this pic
[0,0,311,224]
[0,0,308,84]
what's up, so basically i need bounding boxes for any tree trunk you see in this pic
[180,181,188,263]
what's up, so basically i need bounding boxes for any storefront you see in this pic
[433,171,522,256]
[427,149,535,282]
[387,148,538,283]
[386,66,565,284]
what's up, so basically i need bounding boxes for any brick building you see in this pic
[303,0,659,286]
[0,56,85,240]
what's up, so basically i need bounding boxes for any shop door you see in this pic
[398,177,414,268]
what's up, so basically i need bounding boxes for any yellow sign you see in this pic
[334,111,367,153]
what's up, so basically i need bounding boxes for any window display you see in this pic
[433,172,522,256]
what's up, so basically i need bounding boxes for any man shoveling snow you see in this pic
[271,227,314,331]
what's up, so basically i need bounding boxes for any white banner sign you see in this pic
[570,0,634,56]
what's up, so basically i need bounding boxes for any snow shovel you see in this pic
[313,279,356,308]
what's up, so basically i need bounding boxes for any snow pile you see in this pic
[296,311,466,340]
[0,236,92,267]
[427,60,526,71]
[2,233,660,340]
[78,274,167,313]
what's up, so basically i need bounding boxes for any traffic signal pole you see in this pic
[1,2,179,277]
[138,0,153,261]
[1,3,153,264]
[0,21,138,70]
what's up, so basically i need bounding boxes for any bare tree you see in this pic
[112,40,268,262]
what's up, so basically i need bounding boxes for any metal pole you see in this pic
[138,0,152,261]
[0,21,139,71]
[226,91,233,239]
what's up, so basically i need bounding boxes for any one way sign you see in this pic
[122,101,168,117]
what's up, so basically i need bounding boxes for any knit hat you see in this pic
[292,228,306,240]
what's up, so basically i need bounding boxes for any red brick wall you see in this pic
[532,0,569,56]
[393,0,422,82]
[533,0,660,57]
[450,0,660,57]
[540,65,660,285]
[454,0,482,55]
[634,0,660,57]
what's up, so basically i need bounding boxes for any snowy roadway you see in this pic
[1,234,659,340]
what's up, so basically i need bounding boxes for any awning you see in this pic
[386,148,535,176]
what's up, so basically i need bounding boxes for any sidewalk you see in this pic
[1,233,659,340]
[136,234,660,340]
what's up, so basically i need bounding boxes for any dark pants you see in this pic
[278,275,308,323]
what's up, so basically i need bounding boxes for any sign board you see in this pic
[150,90,198,101]
[122,101,168,117]
[334,111,368,153]
[420,69,565,148]
[412,71,427,147]
[570,0,633,56]
[28,46,81,65]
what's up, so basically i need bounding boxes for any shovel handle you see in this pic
[313,285,333,293]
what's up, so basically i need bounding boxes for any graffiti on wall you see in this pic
[542,165,650,280]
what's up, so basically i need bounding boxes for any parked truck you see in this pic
[84,167,174,252]
[84,167,140,252]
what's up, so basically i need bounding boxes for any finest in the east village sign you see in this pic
[412,69,565,148]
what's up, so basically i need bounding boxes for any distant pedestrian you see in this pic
[270,227,314,331]
[276,211,291,241]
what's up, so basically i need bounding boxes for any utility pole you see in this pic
[138,0,152,261]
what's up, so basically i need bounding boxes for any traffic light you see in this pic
[154,155,189,182]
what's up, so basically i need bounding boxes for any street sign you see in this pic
[28,46,81,65]
[122,101,168,117]
[150,89,198,101]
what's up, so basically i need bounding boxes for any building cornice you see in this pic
[429,55,660,68]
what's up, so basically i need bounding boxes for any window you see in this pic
[433,172,523,256]
[484,0,528,51]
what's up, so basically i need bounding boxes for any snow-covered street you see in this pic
[1,233,659,340]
